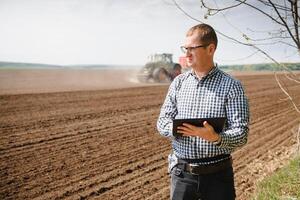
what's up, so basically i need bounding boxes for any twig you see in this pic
[284,70,300,84]
[274,72,300,114]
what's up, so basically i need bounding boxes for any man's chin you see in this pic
[186,62,192,67]
[187,63,194,68]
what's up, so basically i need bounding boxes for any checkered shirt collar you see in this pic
[189,65,219,81]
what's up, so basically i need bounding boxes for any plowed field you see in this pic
[1,73,299,200]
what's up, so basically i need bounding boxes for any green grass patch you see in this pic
[253,155,300,200]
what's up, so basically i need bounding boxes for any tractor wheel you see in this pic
[152,67,172,83]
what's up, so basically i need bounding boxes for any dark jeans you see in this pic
[170,166,236,200]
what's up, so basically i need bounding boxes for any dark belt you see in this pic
[176,155,233,175]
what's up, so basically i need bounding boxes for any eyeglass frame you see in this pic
[180,44,209,54]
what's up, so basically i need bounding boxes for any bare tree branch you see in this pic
[284,70,300,84]
[245,39,298,48]
[274,72,300,114]
[247,27,295,34]
[201,0,285,26]
[172,0,300,115]
[200,0,246,15]
[216,50,260,62]
[291,0,300,46]
[247,36,291,41]
[200,0,300,51]
[277,41,299,48]
[172,0,254,47]
[268,0,300,50]
[257,0,296,12]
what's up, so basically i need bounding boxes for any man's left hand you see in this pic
[177,121,219,142]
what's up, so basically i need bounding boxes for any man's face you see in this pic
[184,33,211,69]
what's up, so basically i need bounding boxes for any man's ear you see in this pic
[208,44,216,55]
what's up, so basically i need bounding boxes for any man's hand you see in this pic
[177,121,220,142]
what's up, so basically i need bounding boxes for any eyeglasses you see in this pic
[180,44,208,54]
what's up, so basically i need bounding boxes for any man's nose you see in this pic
[185,50,191,57]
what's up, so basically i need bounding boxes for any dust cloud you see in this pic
[0,69,154,95]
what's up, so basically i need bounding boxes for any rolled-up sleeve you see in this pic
[218,80,250,149]
[157,79,178,138]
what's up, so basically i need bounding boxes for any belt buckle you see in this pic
[188,164,200,175]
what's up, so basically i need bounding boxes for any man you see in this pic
[157,23,249,200]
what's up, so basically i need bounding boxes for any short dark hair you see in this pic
[186,24,218,49]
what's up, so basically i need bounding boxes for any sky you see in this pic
[0,0,299,66]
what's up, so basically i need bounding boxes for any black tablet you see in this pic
[172,117,226,137]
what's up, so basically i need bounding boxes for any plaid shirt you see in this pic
[157,66,249,161]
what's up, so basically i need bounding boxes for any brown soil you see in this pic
[0,71,300,200]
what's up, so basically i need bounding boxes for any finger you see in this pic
[177,130,188,135]
[182,132,198,136]
[182,123,197,129]
[177,128,192,134]
[177,128,195,136]
[203,121,213,129]
[177,126,192,131]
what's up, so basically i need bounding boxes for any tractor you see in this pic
[137,53,182,83]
